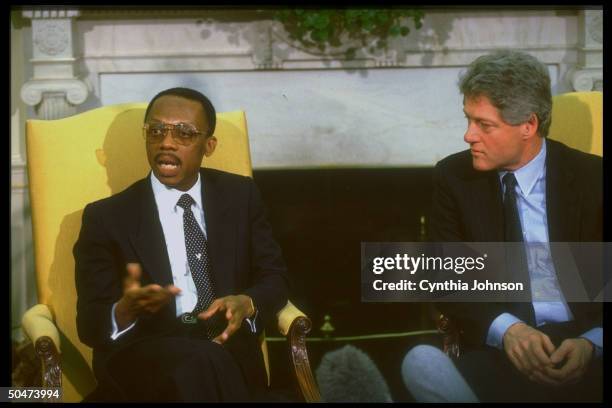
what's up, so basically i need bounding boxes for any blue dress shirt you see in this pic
[485,140,602,356]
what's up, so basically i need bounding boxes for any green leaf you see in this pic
[376,12,390,24]
[304,13,318,28]
[313,14,330,29]
[389,25,400,36]
[276,8,426,50]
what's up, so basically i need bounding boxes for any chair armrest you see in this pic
[277,300,306,336]
[276,301,321,402]
[437,313,462,359]
[21,304,62,388]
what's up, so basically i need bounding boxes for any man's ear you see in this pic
[204,136,217,157]
[521,113,539,140]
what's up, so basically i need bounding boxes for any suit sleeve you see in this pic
[74,203,136,350]
[431,161,505,347]
[242,179,289,332]
[430,161,466,242]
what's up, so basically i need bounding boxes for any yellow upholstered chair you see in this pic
[21,104,321,402]
[438,91,603,357]
[548,91,602,156]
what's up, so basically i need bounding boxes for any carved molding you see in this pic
[572,10,602,92]
[21,79,89,107]
[21,79,88,119]
[571,68,603,92]
[33,21,70,56]
[585,10,602,45]
[21,8,88,118]
[22,9,80,19]
[289,316,321,402]
[35,336,62,390]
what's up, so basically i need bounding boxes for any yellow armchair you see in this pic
[22,104,320,402]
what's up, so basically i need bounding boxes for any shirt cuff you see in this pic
[245,309,259,334]
[110,302,137,340]
[580,327,603,358]
[486,313,524,350]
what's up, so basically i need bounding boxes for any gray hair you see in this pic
[459,50,552,138]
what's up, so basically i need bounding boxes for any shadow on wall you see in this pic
[44,108,150,398]
[100,108,150,195]
[548,94,595,154]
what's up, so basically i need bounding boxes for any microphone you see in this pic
[315,344,392,402]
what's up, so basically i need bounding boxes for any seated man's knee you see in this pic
[402,344,445,384]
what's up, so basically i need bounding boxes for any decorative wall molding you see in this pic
[21,79,89,119]
[22,9,80,19]
[570,68,603,92]
[571,9,602,91]
[21,79,89,106]
[33,20,71,56]
[585,10,603,46]
[21,8,89,119]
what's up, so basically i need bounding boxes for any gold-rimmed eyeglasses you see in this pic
[142,122,206,146]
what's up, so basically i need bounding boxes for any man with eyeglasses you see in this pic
[74,87,289,402]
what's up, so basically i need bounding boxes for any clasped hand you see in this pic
[503,322,594,386]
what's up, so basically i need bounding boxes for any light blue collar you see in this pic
[498,139,546,197]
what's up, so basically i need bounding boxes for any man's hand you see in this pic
[197,295,255,344]
[503,322,559,385]
[114,263,181,330]
[543,338,594,385]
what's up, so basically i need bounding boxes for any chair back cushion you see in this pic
[548,91,602,157]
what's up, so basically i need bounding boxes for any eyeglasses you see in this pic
[142,122,207,146]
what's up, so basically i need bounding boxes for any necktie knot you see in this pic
[177,193,195,210]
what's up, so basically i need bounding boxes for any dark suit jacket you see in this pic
[74,167,289,392]
[431,139,603,348]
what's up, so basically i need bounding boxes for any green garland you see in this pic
[275,9,425,58]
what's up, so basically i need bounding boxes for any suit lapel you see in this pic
[468,170,504,241]
[545,140,584,312]
[546,140,580,242]
[202,169,237,298]
[128,176,177,317]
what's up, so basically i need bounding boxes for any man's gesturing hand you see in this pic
[114,263,181,330]
[503,322,559,385]
[543,338,594,385]
[197,295,255,344]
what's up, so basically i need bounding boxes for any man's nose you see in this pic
[464,123,479,144]
[159,129,178,148]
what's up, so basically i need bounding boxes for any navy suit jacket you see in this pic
[431,139,603,348]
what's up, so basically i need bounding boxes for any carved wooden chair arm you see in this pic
[21,304,62,388]
[436,313,462,359]
[277,301,321,402]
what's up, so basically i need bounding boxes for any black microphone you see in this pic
[315,344,392,402]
